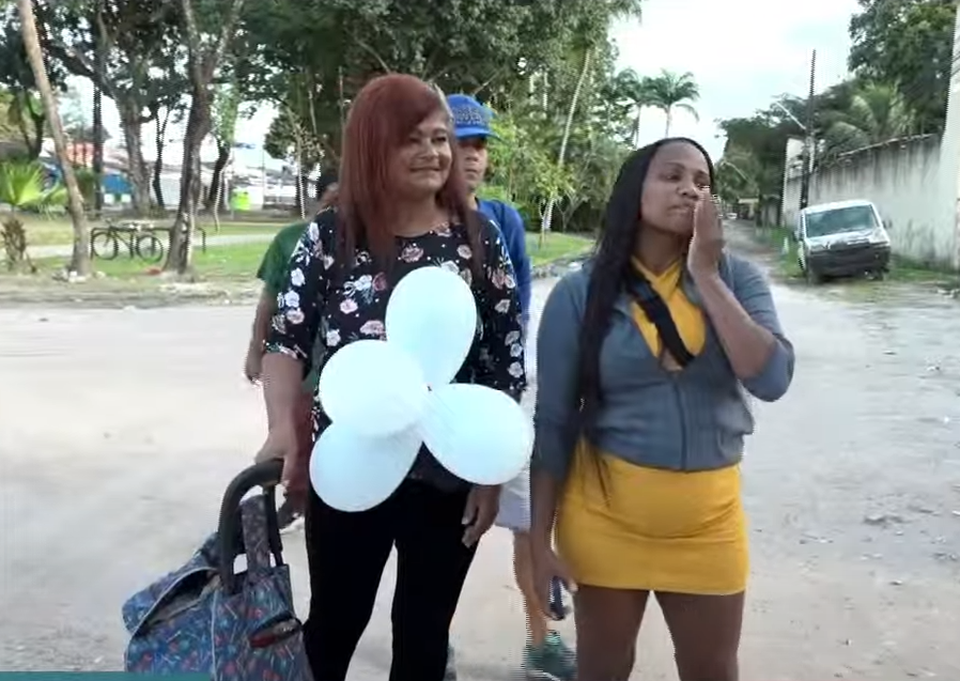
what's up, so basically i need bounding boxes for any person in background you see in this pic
[244,172,338,531]
[444,92,574,681]
[530,138,795,681]
[257,73,525,681]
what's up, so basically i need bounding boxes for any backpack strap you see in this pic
[627,271,696,368]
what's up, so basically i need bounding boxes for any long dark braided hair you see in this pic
[575,138,715,484]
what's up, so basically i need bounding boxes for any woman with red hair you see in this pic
[256,74,526,681]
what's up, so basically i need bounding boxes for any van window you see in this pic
[805,205,879,238]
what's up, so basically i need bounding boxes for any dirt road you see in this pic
[2,235,959,679]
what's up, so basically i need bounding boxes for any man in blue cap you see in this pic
[445,93,575,681]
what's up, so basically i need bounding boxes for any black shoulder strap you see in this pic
[627,273,696,367]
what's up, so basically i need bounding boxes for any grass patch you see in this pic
[886,255,957,283]
[751,225,803,279]
[45,232,592,279]
[3,231,594,306]
[526,232,593,266]
[18,214,292,247]
[63,240,273,281]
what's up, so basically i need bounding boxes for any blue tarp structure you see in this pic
[42,161,132,195]
[103,172,131,195]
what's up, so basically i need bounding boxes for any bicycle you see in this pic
[90,222,123,260]
[134,232,165,264]
[90,219,152,261]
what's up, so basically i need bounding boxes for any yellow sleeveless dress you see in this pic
[555,259,749,595]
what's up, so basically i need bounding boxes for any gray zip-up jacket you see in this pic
[532,254,794,482]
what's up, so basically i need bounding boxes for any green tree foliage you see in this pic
[717,69,931,210]
[0,7,68,157]
[821,82,916,157]
[484,106,574,228]
[718,107,800,204]
[848,0,956,133]
[32,0,187,212]
[0,90,20,144]
[251,0,639,234]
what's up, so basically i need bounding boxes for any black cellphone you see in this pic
[548,576,568,621]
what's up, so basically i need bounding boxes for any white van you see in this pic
[794,199,891,284]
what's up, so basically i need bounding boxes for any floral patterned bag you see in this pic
[121,462,312,681]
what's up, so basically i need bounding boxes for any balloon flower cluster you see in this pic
[310,266,532,512]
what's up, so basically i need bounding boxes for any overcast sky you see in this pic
[75,0,861,165]
[611,0,861,159]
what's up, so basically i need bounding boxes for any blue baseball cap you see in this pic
[446,93,499,140]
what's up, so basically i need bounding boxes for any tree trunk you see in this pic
[633,111,642,147]
[207,139,230,233]
[152,108,171,210]
[206,141,230,208]
[187,153,202,262]
[540,46,593,246]
[92,82,104,214]
[164,89,212,274]
[17,0,90,276]
[210,139,230,232]
[211,171,224,233]
[664,107,673,137]
[119,104,151,215]
[91,2,105,214]
[164,0,245,273]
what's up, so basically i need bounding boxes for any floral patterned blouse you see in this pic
[265,207,527,491]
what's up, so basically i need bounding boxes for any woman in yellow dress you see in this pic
[530,138,795,681]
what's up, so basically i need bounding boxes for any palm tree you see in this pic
[0,160,67,271]
[16,0,91,275]
[611,68,657,147]
[822,82,916,158]
[646,69,700,137]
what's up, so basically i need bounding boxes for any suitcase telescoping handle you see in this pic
[217,459,285,594]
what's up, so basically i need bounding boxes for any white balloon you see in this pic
[419,383,532,486]
[385,266,478,389]
[318,339,428,437]
[310,422,422,512]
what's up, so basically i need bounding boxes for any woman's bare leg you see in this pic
[573,586,649,681]
[656,591,744,681]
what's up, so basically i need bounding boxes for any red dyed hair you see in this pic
[336,73,482,276]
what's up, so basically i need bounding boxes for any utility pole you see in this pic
[799,49,817,211]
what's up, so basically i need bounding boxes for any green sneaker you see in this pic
[523,630,576,681]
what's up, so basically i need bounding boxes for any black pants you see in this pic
[302,479,477,681]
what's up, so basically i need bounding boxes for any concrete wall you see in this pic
[782,135,951,265]
[780,9,960,269]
